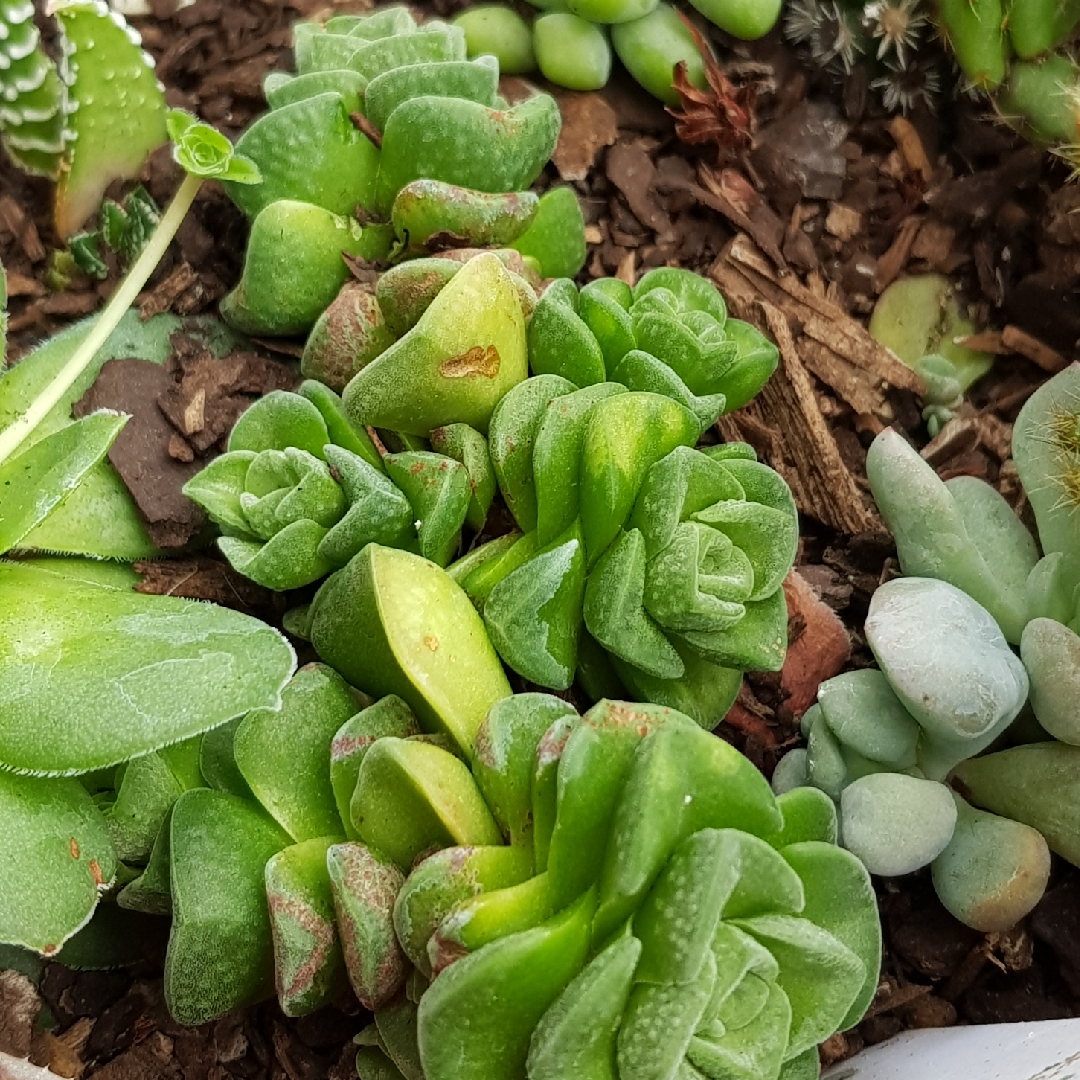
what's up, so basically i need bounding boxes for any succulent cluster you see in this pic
[0,0,167,236]
[775,364,1080,931]
[183,254,789,719]
[213,5,582,338]
[138,639,880,1079]
[452,0,781,103]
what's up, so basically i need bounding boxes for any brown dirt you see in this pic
[3,0,1080,1076]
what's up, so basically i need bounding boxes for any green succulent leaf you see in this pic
[0,410,127,556]
[166,109,262,183]
[0,771,117,955]
[0,561,295,775]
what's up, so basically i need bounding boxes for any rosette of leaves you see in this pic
[151,616,879,1080]
[182,386,480,589]
[449,377,797,725]
[866,367,1080,743]
[0,0,168,236]
[771,576,1052,932]
[220,6,562,240]
[528,267,779,428]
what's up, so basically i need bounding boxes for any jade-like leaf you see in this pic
[0,410,127,556]
[816,669,920,770]
[593,726,782,942]
[532,712,582,874]
[526,931,641,1080]
[266,837,348,1016]
[840,773,958,877]
[235,664,359,842]
[53,3,168,237]
[352,737,502,869]
[331,696,420,838]
[1022,618,1080,744]
[393,845,534,977]
[617,949,718,1080]
[327,841,408,1010]
[687,979,792,1080]
[375,995,425,1080]
[165,789,291,1025]
[768,787,838,849]
[547,701,695,911]
[528,279,607,388]
[781,841,881,1031]
[534,384,629,545]
[733,914,864,1059]
[385,451,471,566]
[952,742,1080,866]
[931,794,1051,934]
[364,58,499,133]
[472,693,580,851]
[484,532,586,690]
[373,93,561,214]
[489,374,578,533]
[429,423,496,531]
[417,892,593,1080]
[634,829,741,985]
[343,253,529,437]
[105,747,186,864]
[0,771,117,954]
[511,187,588,281]
[117,805,173,916]
[224,92,380,219]
[431,871,557,966]
[309,544,512,756]
[0,561,295,775]
[580,392,700,563]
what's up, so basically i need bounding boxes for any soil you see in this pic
[3,0,1080,1077]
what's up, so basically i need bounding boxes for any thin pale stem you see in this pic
[0,171,203,467]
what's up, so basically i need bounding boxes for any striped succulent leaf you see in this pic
[0,0,68,177]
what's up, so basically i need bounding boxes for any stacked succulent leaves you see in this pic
[0,7,875,1074]
[775,364,1080,933]
[150,648,880,1080]
[0,0,167,235]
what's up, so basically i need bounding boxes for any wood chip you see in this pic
[1001,325,1068,373]
[2,268,45,298]
[874,214,922,292]
[711,233,924,427]
[552,92,619,182]
[0,196,46,263]
[888,116,933,186]
[710,237,881,534]
[825,203,862,242]
[138,262,198,320]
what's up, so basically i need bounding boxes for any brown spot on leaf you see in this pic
[69,838,79,860]
[439,345,500,379]
[89,860,104,886]
[423,635,439,652]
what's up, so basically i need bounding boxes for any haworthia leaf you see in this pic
[53,3,168,237]
[165,789,291,1025]
[0,771,117,955]
[0,411,127,555]
[0,562,296,775]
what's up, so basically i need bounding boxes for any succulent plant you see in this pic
[0,0,169,236]
[126,611,880,1078]
[773,366,1080,930]
[181,384,488,589]
[460,381,797,720]
[868,275,994,437]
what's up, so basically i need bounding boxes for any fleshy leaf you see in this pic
[0,772,117,954]
[53,3,168,237]
[0,561,295,774]
[0,411,127,555]
[165,789,291,1025]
